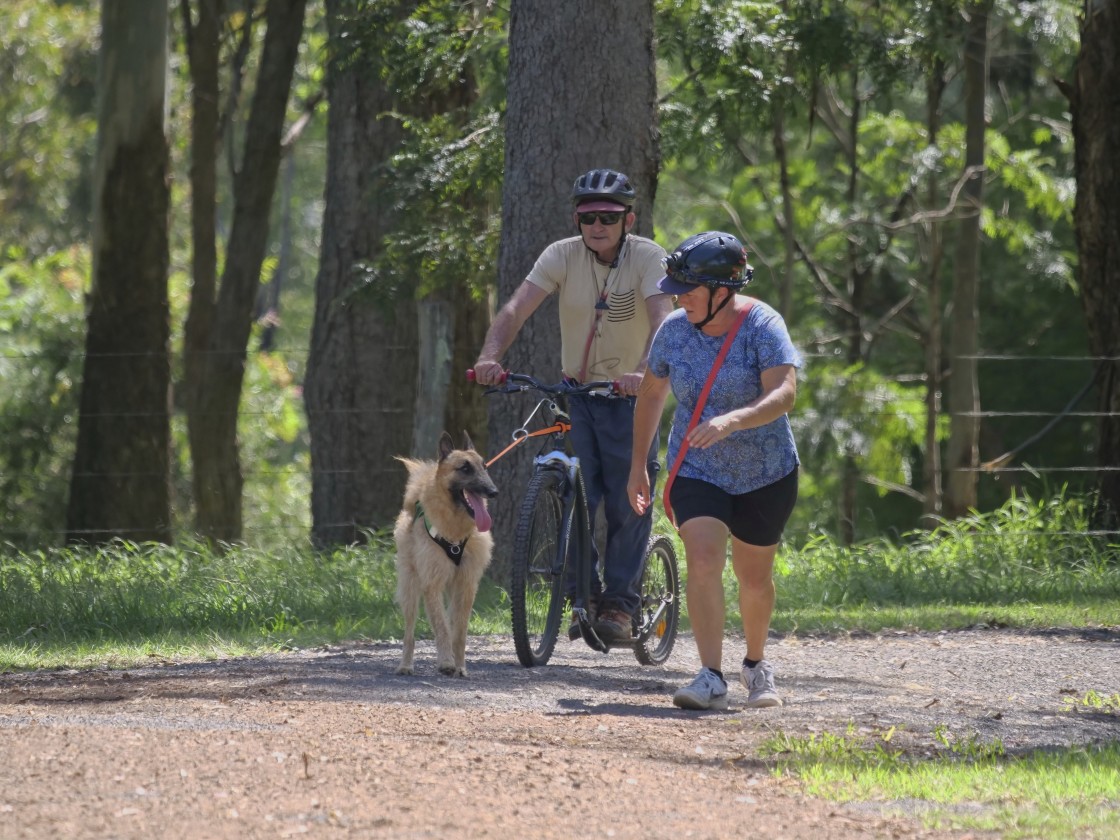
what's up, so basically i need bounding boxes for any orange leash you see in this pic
[662,301,754,529]
[484,422,570,469]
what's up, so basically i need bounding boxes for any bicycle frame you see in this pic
[480,375,618,653]
[518,406,612,652]
[475,369,679,666]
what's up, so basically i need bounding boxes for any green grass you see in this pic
[2,489,1117,665]
[1,490,1117,837]
[722,490,1120,633]
[758,727,1120,839]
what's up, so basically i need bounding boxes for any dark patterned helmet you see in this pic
[570,168,637,209]
[658,231,753,295]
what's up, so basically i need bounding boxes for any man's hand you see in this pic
[472,360,506,386]
[616,371,644,397]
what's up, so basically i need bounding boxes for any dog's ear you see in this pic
[461,430,476,453]
[438,431,454,461]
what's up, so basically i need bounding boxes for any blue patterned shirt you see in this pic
[647,300,801,494]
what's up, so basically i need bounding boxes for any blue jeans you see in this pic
[566,393,658,617]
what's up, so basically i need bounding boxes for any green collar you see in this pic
[413,502,468,565]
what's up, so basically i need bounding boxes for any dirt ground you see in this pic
[1,627,1118,839]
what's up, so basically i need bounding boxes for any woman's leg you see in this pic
[679,516,730,670]
[729,539,778,662]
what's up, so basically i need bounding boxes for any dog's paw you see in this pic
[395,664,414,676]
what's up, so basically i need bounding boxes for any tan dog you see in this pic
[394,431,498,677]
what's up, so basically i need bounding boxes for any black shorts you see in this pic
[669,468,799,547]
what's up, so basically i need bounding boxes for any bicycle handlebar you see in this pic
[466,369,620,397]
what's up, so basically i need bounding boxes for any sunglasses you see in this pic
[577,211,624,226]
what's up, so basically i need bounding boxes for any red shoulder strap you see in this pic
[662,300,754,529]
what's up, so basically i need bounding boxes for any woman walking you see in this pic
[627,231,801,710]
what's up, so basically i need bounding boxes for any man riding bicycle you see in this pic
[473,168,673,642]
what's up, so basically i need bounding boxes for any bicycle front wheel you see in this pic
[633,535,680,666]
[510,468,570,667]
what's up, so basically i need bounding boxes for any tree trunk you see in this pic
[304,0,418,546]
[257,150,296,353]
[180,0,221,517]
[447,292,491,454]
[181,0,222,365]
[773,14,795,321]
[66,0,172,544]
[488,0,660,578]
[187,0,307,543]
[922,55,948,525]
[840,69,863,546]
[413,301,453,458]
[945,0,990,519]
[1071,0,1120,529]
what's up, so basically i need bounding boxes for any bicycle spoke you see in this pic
[633,536,680,666]
[510,469,569,667]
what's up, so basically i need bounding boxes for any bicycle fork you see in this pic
[538,451,611,654]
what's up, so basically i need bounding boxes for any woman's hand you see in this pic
[627,465,651,515]
[685,414,737,449]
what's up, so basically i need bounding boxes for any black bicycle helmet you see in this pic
[570,168,637,209]
[659,231,754,330]
[660,231,753,290]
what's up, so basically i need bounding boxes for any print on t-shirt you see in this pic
[605,290,637,323]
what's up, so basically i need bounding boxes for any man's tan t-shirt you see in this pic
[526,235,667,382]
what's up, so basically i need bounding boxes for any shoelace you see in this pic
[697,669,724,691]
[748,665,771,691]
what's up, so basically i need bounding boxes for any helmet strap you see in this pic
[693,286,734,331]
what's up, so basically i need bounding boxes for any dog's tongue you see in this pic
[466,491,492,532]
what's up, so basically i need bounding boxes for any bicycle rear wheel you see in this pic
[510,468,570,667]
[633,535,680,666]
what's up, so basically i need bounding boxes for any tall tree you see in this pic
[180,0,222,527]
[183,0,308,542]
[944,0,991,519]
[487,0,660,573]
[302,1,503,547]
[1069,0,1120,528]
[304,0,418,545]
[66,0,172,543]
[920,28,949,525]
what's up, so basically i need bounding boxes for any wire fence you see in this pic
[2,345,1117,545]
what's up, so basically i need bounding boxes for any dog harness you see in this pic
[413,502,468,565]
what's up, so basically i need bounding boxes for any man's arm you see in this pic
[473,281,550,385]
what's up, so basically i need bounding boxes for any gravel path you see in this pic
[1,627,1117,839]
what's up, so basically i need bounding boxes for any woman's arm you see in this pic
[684,364,797,450]
[628,370,672,515]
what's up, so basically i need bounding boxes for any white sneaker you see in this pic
[740,660,782,708]
[673,667,729,711]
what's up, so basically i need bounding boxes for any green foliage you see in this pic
[0,1,98,255]
[0,247,88,546]
[333,1,508,308]
[654,0,1084,535]
[0,538,404,647]
[774,489,1120,611]
[0,0,1099,551]
[238,343,312,542]
[1061,690,1120,715]
[379,108,506,302]
[791,360,933,535]
[3,489,1116,664]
